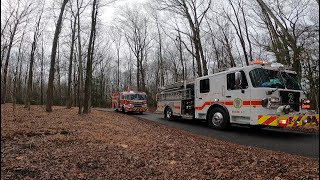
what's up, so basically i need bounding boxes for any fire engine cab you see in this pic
[112,91,147,114]
[156,60,319,129]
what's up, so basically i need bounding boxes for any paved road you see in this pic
[97,109,319,158]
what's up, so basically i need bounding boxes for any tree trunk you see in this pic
[56,46,61,105]
[77,7,84,114]
[177,32,185,80]
[73,59,78,107]
[117,47,120,91]
[1,23,18,104]
[25,37,37,110]
[12,22,28,110]
[40,39,44,105]
[25,8,43,110]
[155,17,164,86]
[83,0,97,114]
[136,54,140,91]
[129,52,132,87]
[46,0,68,112]
[67,15,77,109]
[140,50,146,92]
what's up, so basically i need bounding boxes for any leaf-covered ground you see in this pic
[1,104,319,179]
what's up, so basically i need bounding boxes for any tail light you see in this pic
[301,99,310,109]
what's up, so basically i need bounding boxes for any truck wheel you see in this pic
[122,106,126,113]
[208,107,230,130]
[164,107,173,121]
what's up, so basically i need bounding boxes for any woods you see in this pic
[1,0,319,112]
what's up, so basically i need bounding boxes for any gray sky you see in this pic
[100,0,149,23]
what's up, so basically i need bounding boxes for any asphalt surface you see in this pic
[96,109,319,158]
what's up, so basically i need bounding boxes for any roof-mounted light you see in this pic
[270,63,284,68]
[250,59,271,65]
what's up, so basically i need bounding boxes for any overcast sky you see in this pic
[100,0,149,24]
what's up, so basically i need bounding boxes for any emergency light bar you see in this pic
[250,59,288,70]
[250,59,271,65]
[270,63,284,68]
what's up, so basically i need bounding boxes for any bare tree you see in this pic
[156,0,211,77]
[1,0,33,104]
[222,0,252,66]
[255,0,310,78]
[206,15,236,68]
[46,0,69,112]
[12,17,29,111]
[150,11,165,87]
[109,26,122,91]
[40,37,44,105]
[1,8,15,68]
[83,0,98,113]
[25,1,44,110]
[66,1,78,109]
[120,5,151,91]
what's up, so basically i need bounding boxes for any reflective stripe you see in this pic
[195,100,262,110]
[258,115,319,127]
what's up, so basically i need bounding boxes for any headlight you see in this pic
[269,97,280,103]
[262,97,280,108]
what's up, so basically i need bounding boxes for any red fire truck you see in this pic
[112,91,148,114]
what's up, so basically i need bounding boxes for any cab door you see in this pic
[195,78,210,119]
[224,71,251,124]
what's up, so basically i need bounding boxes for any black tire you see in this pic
[122,106,126,114]
[164,107,173,121]
[207,107,230,130]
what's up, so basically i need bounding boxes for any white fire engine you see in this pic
[112,91,148,114]
[156,60,319,129]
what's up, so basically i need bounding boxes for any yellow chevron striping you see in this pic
[258,114,319,127]
[268,120,278,126]
[258,115,271,124]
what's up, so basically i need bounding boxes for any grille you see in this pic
[134,102,142,107]
[279,91,300,111]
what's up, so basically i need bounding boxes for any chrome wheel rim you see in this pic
[166,110,172,119]
[212,112,223,126]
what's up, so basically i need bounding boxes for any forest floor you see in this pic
[1,104,319,179]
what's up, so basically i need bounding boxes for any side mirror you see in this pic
[235,71,242,88]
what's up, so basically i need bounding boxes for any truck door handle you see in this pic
[199,97,202,99]
[226,96,231,98]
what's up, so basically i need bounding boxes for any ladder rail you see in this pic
[159,88,192,101]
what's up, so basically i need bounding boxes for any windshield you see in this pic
[127,94,146,100]
[249,68,301,90]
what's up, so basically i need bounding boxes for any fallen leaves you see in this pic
[1,104,319,179]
